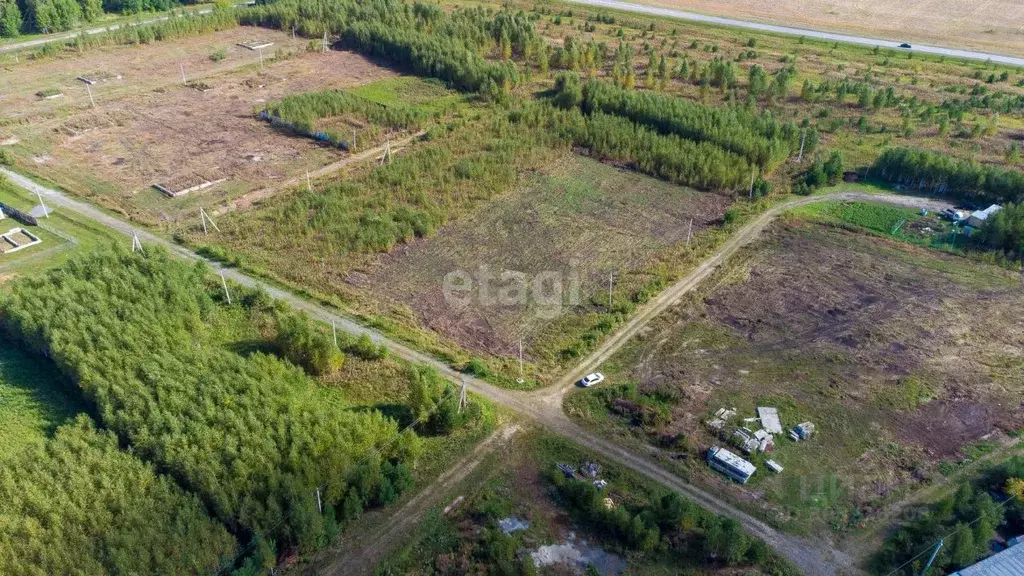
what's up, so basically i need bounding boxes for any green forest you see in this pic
[0,246,485,573]
[0,0,197,37]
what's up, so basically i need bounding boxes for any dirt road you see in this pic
[319,425,521,576]
[8,166,949,574]
[542,191,953,407]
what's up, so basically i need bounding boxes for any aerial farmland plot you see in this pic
[567,207,1024,535]
[0,26,399,229]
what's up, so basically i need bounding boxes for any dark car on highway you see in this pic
[899,43,912,49]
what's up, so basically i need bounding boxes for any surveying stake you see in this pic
[199,207,220,235]
[458,377,468,413]
[516,337,525,384]
[131,231,143,253]
[36,193,49,218]
[220,273,232,305]
[379,138,393,165]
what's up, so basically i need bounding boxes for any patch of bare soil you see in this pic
[351,154,730,357]
[1,27,397,226]
[701,221,1024,457]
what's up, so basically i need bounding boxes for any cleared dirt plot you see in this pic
[635,0,1024,57]
[349,153,730,359]
[568,212,1024,535]
[0,26,397,229]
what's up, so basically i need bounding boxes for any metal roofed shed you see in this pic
[707,446,756,484]
[757,407,783,434]
[966,204,1002,228]
[949,539,1024,576]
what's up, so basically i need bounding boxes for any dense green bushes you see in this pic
[873,147,1024,205]
[340,21,521,96]
[874,479,1012,575]
[0,0,200,37]
[0,247,417,550]
[515,101,753,190]
[269,90,426,132]
[0,416,237,575]
[978,202,1024,258]
[549,472,795,573]
[562,77,799,170]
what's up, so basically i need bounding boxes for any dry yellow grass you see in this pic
[633,0,1024,56]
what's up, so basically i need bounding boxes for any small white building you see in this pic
[967,204,1002,228]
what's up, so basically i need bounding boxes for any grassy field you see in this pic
[0,345,86,460]
[350,152,731,380]
[566,207,1024,536]
[0,178,120,278]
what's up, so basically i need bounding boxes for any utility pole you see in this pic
[220,272,231,305]
[86,83,95,108]
[749,169,756,199]
[179,63,186,84]
[315,487,322,514]
[322,31,328,54]
[797,130,806,162]
[686,217,693,245]
[332,320,338,348]
[458,377,467,413]
[306,170,312,192]
[131,231,143,253]
[919,539,943,576]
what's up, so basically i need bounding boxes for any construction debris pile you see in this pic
[704,406,819,482]
[556,461,610,492]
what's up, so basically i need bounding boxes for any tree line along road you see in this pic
[1,167,957,575]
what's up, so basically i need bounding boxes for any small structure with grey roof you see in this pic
[949,539,1024,576]
[757,407,783,435]
[966,204,1002,228]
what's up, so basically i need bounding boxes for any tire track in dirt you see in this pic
[318,425,521,576]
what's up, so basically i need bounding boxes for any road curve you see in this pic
[563,0,1024,67]
[2,166,916,575]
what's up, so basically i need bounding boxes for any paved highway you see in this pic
[564,0,1024,67]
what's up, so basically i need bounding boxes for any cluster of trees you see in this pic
[0,0,194,37]
[875,456,1024,576]
[977,202,1024,258]
[793,151,844,195]
[0,247,419,552]
[340,21,521,97]
[241,0,532,98]
[564,77,799,170]
[549,473,794,573]
[0,416,237,575]
[20,6,236,59]
[872,147,1024,205]
[266,88,437,147]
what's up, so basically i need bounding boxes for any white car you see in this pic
[579,372,605,387]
